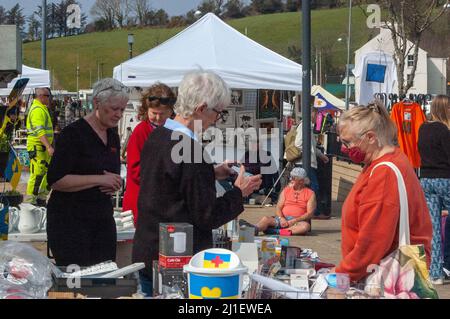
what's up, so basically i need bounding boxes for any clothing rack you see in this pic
[374,92,433,113]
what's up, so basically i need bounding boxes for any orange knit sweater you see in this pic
[335,148,432,282]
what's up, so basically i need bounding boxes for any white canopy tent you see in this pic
[8,65,50,89]
[113,13,302,91]
[0,65,50,96]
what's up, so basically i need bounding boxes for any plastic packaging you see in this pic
[0,241,53,299]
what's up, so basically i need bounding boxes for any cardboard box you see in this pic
[158,255,192,269]
[159,223,193,268]
[280,246,302,269]
[152,261,188,297]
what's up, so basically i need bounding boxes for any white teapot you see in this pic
[18,203,46,234]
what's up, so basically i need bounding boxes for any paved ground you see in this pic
[241,204,450,299]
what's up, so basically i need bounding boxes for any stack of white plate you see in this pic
[114,210,135,232]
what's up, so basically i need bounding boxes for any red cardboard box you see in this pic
[158,223,193,268]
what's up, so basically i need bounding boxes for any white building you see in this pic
[354,24,448,102]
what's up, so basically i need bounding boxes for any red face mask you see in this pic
[341,145,366,163]
[340,134,368,164]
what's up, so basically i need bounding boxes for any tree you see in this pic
[48,2,58,38]
[34,2,57,38]
[358,0,449,95]
[285,0,300,12]
[251,0,264,13]
[153,9,168,26]
[111,0,132,28]
[252,0,283,14]
[197,0,226,16]
[94,17,111,31]
[84,22,96,33]
[185,10,198,24]
[131,0,151,27]
[27,14,41,41]
[0,6,7,24]
[91,0,116,30]
[168,15,186,28]
[224,0,246,18]
[6,4,26,36]
[143,10,155,25]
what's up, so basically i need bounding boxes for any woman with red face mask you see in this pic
[334,102,432,283]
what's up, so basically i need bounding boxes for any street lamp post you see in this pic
[345,0,353,110]
[100,62,104,79]
[128,33,134,60]
[301,0,312,177]
[41,0,47,69]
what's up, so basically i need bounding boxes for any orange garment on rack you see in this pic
[390,101,426,168]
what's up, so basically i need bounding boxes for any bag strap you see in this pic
[370,161,410,246]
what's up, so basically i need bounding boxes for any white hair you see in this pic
[290,167,307,179]
[92,78,129,105]
[174,70,231,118]
[338,101,397,146]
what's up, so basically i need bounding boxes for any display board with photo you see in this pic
[230,89,244,107]
[216,108,235,128]
[257,89,282,119]
[256,118,278,138]
[236,110,256,130]
[120,110,139,138]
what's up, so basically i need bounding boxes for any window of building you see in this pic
[407,55,414,67]
[407,74,414,87]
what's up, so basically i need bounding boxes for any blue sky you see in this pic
[1,0,211,21]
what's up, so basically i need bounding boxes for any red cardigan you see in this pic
[335,148,432,282]
[123,120,153,224]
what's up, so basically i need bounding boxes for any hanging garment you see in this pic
[353,52,398,105]
[390,101,426,168]
[314,111,325,134]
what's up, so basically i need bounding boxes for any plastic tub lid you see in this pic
[183,248,248,275]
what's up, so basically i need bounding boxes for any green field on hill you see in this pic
[22,8,376,91]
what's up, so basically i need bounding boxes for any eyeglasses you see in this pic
[340,130,369,148]
[148,96,177,105]
[96,84,127,96]
[212,108,225,122]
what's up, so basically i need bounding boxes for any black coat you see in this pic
[132,126,244,276]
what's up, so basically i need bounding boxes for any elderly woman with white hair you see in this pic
[46,78,127,266]
[132,70,262,296]
[240,167,316,236]
[334,102,432,283]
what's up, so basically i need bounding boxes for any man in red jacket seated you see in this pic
[122,83,176,224]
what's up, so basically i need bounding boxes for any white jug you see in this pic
[8,207,20,233]
[18,203,46,234]
[170,232,186,253]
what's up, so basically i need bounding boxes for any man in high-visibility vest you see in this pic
[26,87,54,206]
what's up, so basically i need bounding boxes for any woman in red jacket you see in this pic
[122,83,175,224]
[335,102,432,283]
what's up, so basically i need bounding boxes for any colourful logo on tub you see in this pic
[203,252,231,269]
[189,273,239,299]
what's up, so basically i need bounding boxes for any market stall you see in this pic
[114,13,303,194]
[0,222,385,299]
[113,13,302,91]
[0,65,51,97]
